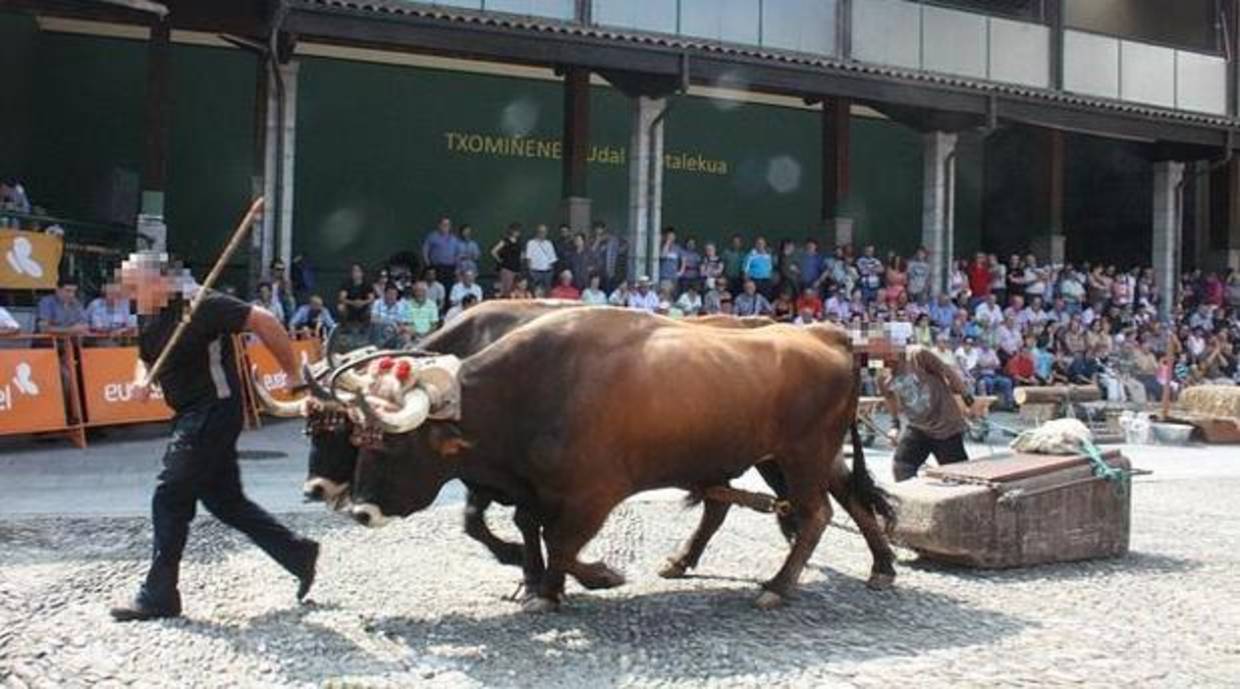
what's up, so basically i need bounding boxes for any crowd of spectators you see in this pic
[4,214,1238,410]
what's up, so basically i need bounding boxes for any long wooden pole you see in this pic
[142,197,265,387]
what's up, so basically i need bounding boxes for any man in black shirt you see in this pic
[109,252,319,622]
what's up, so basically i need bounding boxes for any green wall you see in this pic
[0,12,37,179]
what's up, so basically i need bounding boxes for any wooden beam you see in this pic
[821,97,850,221]
[561,66,590,199]
[141,15,170,197]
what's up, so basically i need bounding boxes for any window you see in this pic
[592,0,678,34]
[762,0,837,55]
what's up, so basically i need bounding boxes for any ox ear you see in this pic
[427,423,474,458]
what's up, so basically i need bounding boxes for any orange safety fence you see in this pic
[0,332,323,445]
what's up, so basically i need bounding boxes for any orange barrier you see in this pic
[78,346,174,426]
[235,333,324,426]
[0,335,86,447]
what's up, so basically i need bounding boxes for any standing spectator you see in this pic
[988,253,1007,307]
[827,246,852,293]
[566,233,593,290]
[743,236,774,296]
[679,236,702,293]
[856,245,883,303]
[798,239,825,295]
[423,267,446,311]
[949,259,970,302]
[885,256,908,306]
[658,228,682,286]
[455,224,482,278]
[289,295,336,336]
[967,252,991,307]
[407,281,439,339]
[553,224,575,277]
[735,279,773,316]
[907,247,931,304]
[701,241,725,287]
[449,269,483,306]
[523,224,557,292]
[371,267,391,302]
[1059,264,1086,310]
[86,282,136,335]
[581,275,608,306]
[252,282,285,325]
[549,270,581,300]
[265,259,295,326]
[490,222,524,297]
[722,234,746,283]
[37,278,88,334]
[627,276,659,312]
[370,282,413,346]
[422,216,459,285]
[775,239,801,294]
[337,264,373,328]
[676,282,703,316]
[590,221,623,291]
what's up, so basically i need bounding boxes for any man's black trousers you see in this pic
[891,425,969,482]
[140,399,313,606]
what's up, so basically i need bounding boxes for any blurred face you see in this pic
[412,283,427,300]
[755,238,767,251]
[272,262,285,276]
[715,277,728,291]
[309,295,325,310]
[536,224,548,239]
[438,217,451,233]
[119,252,193,316]
[744,281,757,295]
[351,265,364,282]
[705,242,717,256]
[260,285,272,301]
[56,284,78,303]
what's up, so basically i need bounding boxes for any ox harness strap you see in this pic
[700,486,792,517]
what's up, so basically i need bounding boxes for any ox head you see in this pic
[332,354,468,527]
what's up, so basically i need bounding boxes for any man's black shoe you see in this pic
[109,596,181,622]
[297,540,320,601]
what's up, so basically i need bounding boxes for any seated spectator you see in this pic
[974,293,1002,329]
[581,274,608,306]
[824,287,851,322]
[911,313,933,347]
[423,267,447,309]
[338,263,373,328]
[86,283,136,336]
[251,281,285,325]
[37,278,88,335]
[449,269,484,306]
[953,337,981,388]
[509,276,533,300]
[549,270,581,300]
[370,282,413,347]
[627,276,659,312]
[929,293,956,331]
[931,333,958,371]
[445,294,478,323]
[974,342,1015,410]
[735,279,772,316]
[676,282,703,316]
[792,305,817,326]
[1004,338,1040,386]
[608,280,631,307]
[771,287,796,322]
[703,277,731,315]
[1067,345,1102,386]
[795,286,823,321]
[0,304,20,334]
[408,282,439,339]
[289,295,336,335]
[1032,338,1058,384]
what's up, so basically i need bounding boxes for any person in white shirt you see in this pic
[0,305,20,334]
[973,294,1002,329]
[523,224,558,292]
[449,269,484,306]
[675,283,703,316]
[627,276,660,312]
[581,274,608,306]
[954,337,981,383]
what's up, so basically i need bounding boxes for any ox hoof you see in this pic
[575,562,626,590]
[657,559,688,579]
[866,572,896,591]
[753,591,784,611]
[521,596,560,614]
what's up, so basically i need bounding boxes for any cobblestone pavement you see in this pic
[2,475,1239,689]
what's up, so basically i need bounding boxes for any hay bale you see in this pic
[1179,385,1240,420]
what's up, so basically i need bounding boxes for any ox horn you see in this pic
[249,366,306,418]
[303,362,338,401]
[355,387,432,435]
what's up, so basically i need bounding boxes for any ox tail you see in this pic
[847,369,897,527]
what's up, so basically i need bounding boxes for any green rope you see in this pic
[1078,439,1130,497]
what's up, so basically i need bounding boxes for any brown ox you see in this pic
[346,308,895,611]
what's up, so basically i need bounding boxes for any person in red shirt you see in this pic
[548,269,582,300]
[1004,342,1038,385]
[794,286,823,320]
[967,252,991,306]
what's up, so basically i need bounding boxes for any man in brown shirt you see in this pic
[879,345,975,481]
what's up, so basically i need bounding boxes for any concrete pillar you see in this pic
[821,97,852,248]
[625,96,666,282]
[138,17,170,250]
[922,131,958,296]
[257,61,299,280]
[1152,161,1185,319]
[560,67,592,233]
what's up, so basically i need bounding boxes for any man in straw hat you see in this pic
[109,251,319,621]
[873,338,977,482]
